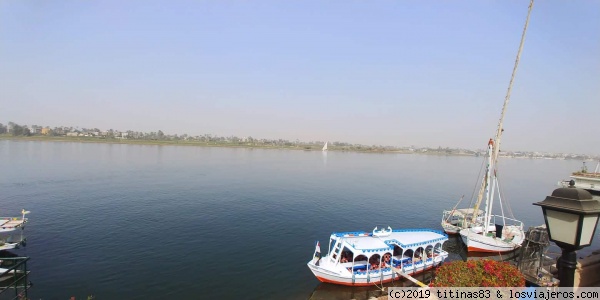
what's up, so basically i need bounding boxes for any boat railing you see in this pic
[0,255,31,299]
[489,215,523,228]
[572,172,600,178]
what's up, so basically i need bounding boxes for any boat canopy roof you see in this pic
[450,208,484,216]
[331,229,447,253]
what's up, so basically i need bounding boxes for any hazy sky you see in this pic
[1,1,598,154]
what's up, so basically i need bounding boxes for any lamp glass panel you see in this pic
[545,209,579,245]
[580,215,599,246]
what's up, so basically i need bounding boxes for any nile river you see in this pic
[0,141,597,299]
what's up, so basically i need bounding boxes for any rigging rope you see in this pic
[467,154,488,211]
[495,171,516,219]
[469,0,534,227]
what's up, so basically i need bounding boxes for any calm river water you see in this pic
[0,141,597,300]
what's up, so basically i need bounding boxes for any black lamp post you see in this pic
[533,186,600,287]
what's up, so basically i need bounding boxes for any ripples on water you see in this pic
[0,141,597,300]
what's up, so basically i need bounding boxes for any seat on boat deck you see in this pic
[349,260,368,271]
[392,255,411,266]
[352,265,368,271]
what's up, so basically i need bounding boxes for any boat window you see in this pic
[393,245,403,256]
[382,252,392,266]
[404,249,414,258]
[425,245,433,258]
[415,247,424,261]
[339,247,353,263]
[434,242,442,254]
[354,255,367,262]
[368,254,381,268]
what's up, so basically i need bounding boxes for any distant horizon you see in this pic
[2,120,598,158]
[1,1,598,155]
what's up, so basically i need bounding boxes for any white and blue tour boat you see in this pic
[307,227,448,286]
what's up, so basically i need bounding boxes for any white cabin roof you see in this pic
[343,237,388,251]
[331,229,447,252]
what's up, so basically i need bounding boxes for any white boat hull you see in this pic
[459,225,524,253]
[560,175,600,192]
[441,225,460,235]
[0,241,23,251]
[307,254,447,286]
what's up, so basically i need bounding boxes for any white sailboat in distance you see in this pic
[322,142,328,152]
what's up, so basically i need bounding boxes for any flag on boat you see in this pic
[313,241,321,265]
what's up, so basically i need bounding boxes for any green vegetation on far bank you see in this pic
[1,120,597,160]
[0,134,420,154]
[1,134,593,159]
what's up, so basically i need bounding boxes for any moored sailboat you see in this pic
[441,207,484,235]
[451,0,534,252]
[458,139,525,252]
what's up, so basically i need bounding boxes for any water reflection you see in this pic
[442,235,467,261]
[308,269,436,300]
[465,249,521,262]
[443,234,521,262]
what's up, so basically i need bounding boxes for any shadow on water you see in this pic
[444,234,521,262]
[465,249,521,262]
[307,269,436,300]
[442,235,467,261]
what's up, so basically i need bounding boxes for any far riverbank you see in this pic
[0,135,470,156]
[1,135,593,160]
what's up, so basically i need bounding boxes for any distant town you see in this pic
[1,121,598,161]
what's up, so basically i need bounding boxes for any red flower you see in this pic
[430,259,525,287]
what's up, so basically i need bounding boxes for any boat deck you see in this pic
[0,218,25,230]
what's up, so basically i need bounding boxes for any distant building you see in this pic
[41,127,51,135]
